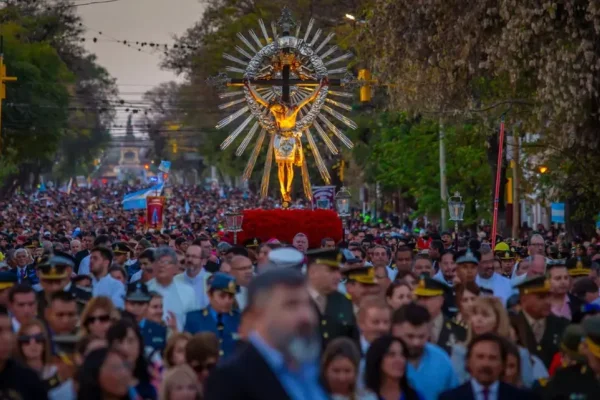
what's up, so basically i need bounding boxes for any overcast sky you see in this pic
[78,0,205,131]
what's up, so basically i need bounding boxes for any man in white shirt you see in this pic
[79,235,112,276]
[173,244,211,309]
[229,255,254,311]
[147,246,197,331]
[90,247,125,309]
[475,246,512,306]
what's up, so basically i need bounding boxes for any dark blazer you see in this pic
[567,293,584,323]
[204,342,291,400]
[510,312,569,368]
[312,290,359,350]
[439,381,538,400]
[535,363,600,400]
[437,317,467,354]
[183,307,240,359]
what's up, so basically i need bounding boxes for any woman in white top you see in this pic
[321,337,378,400]
[450,297,539,387]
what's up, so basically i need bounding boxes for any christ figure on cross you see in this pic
[244,77,328,202]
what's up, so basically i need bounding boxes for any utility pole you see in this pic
[439,117,448,231]
[512,134,520,238]
[0,36,17,155]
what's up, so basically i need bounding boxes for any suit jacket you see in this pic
[437,317,467,354]
[140,319,167,353]
[312,290,359,350]
[439,381,538,400]
[535,362,600,400]
[184,306,240,359]
[10,265,38,285]
[204,342,291,400]
[567,293,584,323]
[511,312,569,368]
[37,284,92,317]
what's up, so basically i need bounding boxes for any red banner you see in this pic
[146,196,166,230]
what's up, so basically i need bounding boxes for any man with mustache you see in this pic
[204,268,328,400]
[439,333,532,400]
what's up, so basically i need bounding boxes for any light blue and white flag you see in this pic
[158,160,171,173]
[122,183,164,210]
[185,200,191,215]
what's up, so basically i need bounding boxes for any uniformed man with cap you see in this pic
[343,265,379,316]
[111,242,132,268]
[183,272,241,359]
[536,321,600,399]
[305,248,359,350]
[243,237,261,251]
[264,247,304,270]
[124,281,166,354]
[566,256,592,284]
[414,275,466,354]
[0,271,17,307]
[494,242,516,278]
[37,252,91,316]
[511,275,570,369]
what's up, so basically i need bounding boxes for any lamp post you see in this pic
[448,191,465,247]
[224,207,244,245]
[335,187,351,239]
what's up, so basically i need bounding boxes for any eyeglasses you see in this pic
[18,333,45,344]
[85,314,111,325]
[191,361,216,373]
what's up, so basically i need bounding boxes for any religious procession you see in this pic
[2,1,600,400]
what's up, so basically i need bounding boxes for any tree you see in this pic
[360,0,600,234]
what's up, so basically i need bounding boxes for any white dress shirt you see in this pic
[92,274,125,309]
[235,286,248,311]
[78,254,91,276]
[174,269,211,309]
[470,379,499,400]
[147,278,198,331]
[476,273,512,306]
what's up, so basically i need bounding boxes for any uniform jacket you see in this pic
[534,363,600,400]
[184,306,240,358]
[37,284,91,317]
[437,317,467,355]
[139,319,167,353]
[312,290,359,350]
[511,311,569,369]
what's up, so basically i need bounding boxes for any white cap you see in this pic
[266,248,304,270]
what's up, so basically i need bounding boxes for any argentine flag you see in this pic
[122,183,164,210]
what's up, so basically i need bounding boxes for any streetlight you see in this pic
[335,186,352,219]
[538,165,548,174]
[224,207,244,244]
[448,191,465,246]
[345,14,356,21]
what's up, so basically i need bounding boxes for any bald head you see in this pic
[230,255,254,287]
[527,254,546,278]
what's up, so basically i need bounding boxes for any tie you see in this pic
[315,295,326,314]
[482,388,489,400]
[216,313,224,336]
[532,320,544,343]
[19,268,26,282]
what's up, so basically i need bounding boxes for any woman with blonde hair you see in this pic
[159,364,202,400]
[450,296,537,387]
[79,296,118,339]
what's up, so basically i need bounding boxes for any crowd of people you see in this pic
[0,184,599,400]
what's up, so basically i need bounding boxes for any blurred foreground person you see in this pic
[204,268,328,399]
[159,364,202,400]
[77,348,132,400]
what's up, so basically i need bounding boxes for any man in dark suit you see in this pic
[204,268,329,400]
[415,275,466,354]
[439,333,537,400]
[511,276,569,368]
[305,248,359,349]
[124,281,166,354]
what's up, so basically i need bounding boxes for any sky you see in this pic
[77,0,205,132]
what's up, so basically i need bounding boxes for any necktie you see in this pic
[532,320,544,343]
[216,313,224,336]
[20,268,26,282]
[316,295,326,314]
[482,388,489,400]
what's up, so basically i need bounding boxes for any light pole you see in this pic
[224,207,244,245]
[335,186,352,236]
[448,192,465,247]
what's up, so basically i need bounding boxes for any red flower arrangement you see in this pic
[224,209,343,248]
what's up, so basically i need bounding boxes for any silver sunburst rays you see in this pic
[207,7,357,200]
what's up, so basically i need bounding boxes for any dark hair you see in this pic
[391,303,431,327]
[224,246,249,258]
[502,338,521,378]
[0,305,8,317]
[365,335,419,400]
[77,348,129,400]
[321,237,335,247]
[466,332,507,364]
[108,266,127,281]
[93,235,111,247]
[49,291,76,306]
[395,246,412,257]
[385,280,412,300]
[247,268,305,309]
[138,249,155,262]
[454,282,481,305]
[106,319,151,384]
[8,284,35,303]
[440,250,456,262]
[320,338,361,394]
[430,240,444,252]
[91,247,113,264]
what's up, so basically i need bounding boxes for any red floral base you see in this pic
[223,209,343,249]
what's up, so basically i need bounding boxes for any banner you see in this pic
[146,196,166,230]
[122,183,164,210]
[158,160,171,173]
[551,202,565,223]
[312,186,336,210]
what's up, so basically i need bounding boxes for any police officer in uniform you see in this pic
[535,319,600,399]
[306,248,359,350]
[37,252,91,316]
[414,275,466,354]
[511,275,570,369]
[184,272,241,359]
[111,242,132,269]
[124,281,166,354]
